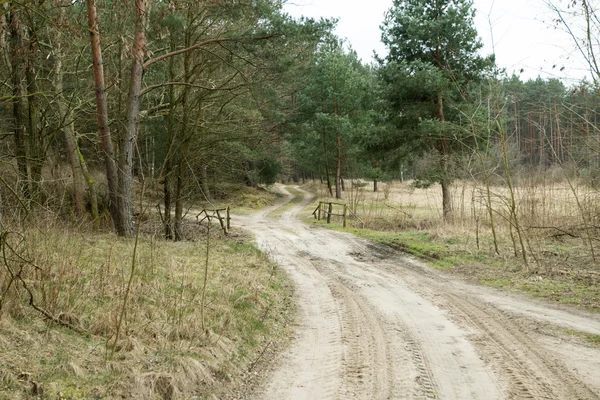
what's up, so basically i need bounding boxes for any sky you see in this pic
[282,0,592,85]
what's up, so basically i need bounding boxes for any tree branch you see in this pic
[143,34,278,69]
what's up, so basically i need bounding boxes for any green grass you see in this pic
[267,187,304,218]
[309,218,472,270]
[564,329,600,345]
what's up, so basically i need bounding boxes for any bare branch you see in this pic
[143,34,278,69]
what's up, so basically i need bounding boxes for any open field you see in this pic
[304,178,600,313]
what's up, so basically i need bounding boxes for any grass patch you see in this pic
[266,187,304,219]
[202,185,281,215]
[0,221,294,399]
[564,329,600,345]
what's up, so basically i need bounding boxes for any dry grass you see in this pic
[0,218,294,399]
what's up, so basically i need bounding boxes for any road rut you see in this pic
[237,186,600,400]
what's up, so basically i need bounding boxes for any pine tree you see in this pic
[380,0,492,220]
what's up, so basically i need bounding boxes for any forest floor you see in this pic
[238,184,600,399]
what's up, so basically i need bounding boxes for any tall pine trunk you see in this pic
[86,0,123,233]
[335,130,342,199]
[334,95,342,199]
[322,130,333,197]
[437,91,452,221]
[174,30,192,242]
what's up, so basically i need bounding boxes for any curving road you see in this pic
[237,185,600,400]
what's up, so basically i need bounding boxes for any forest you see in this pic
[1,0,600,398]
[0,0,599,236]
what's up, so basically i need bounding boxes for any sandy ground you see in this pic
[236,185,600,400]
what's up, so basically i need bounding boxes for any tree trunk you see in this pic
[162,27,178,240]
[321,128,333,196]
[201,165,213,202]
[54,35,86,218]
[163,168,173,239]
[441,176,452,221]
[174,31,191,242]
[8,10,30,201]
[119,0,147,237]
[86,0,123,233]
[437,91,452,221]
[324,165,333,197]
[0,185,3,245]
[334,93,342,200]
[25,34,44,203]
[62,109,86,218]
[76,145,100,228]
[335,131,342,199]
[174,160,184,241]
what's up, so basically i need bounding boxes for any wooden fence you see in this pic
[312,201,364,228]
[196,207,231,235]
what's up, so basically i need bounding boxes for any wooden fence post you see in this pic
[327,202,332,224]
[216,209,227,234]
[343,204,347,227]
[317,201,322,220]
[226,206,231,230]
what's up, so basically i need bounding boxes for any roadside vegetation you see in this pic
[3,0,600,395]
[304,178,600,314]
[0,188,293,399]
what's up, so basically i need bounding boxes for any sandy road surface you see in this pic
[236,185,600,400]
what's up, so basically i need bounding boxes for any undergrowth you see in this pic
[0,218,294,399]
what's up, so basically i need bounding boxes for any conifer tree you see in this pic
[380,0,493,219]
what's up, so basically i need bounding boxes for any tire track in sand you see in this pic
[241,185,600,399]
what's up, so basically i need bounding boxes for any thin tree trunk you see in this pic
[437,91,452,220]
[201,165,213,202]
[0,186,3,243]
[54,34,86,218]
[162,27,178,240]
[8,10,30,201]
[174,29,191,241]
[119,0,147,237]
[334,94,342,199]
[441,174,452,220]
[63,109,86,218]
[86,0,123,233]
[76,146,99,228]
[164,168,173,239]
[26,39,43,202]
[321,128,333,196]
[174,160,185,241]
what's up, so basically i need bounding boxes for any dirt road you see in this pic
[237,186,600,399]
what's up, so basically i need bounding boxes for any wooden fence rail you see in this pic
[312,201,364,228]
[196,207,231,235]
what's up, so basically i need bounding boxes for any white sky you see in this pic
[283,0,592,85]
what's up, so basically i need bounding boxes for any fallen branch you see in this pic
[247,340,272,372]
